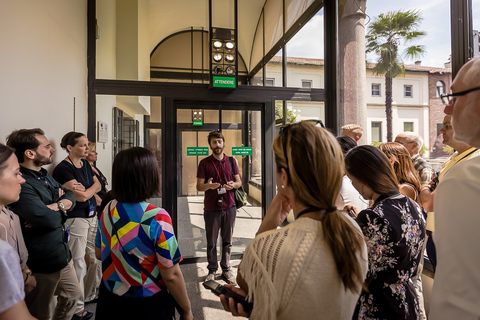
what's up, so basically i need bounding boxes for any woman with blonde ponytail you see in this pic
[220,121,367,320]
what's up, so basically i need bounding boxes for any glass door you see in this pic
[176,105,263,259]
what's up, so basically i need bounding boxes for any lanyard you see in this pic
[212,159,226,183]
[67,157,92,206]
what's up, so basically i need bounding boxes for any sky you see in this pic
[286,0,480,68]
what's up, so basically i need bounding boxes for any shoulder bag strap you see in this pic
[229,156,235,181]
[106,202,165,289]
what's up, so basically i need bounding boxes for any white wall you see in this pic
[0,0,88,170]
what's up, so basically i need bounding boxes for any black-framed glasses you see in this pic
[440,86,480,105]
[279,119,325,171]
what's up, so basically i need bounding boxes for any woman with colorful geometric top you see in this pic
[95,147,192,320]
[345,145,426,320]
[220,121,368,320]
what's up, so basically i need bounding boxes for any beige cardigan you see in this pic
[240,217,367,320]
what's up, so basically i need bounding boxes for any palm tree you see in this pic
[366,10,426,141]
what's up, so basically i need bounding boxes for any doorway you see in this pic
[173,103,264,260]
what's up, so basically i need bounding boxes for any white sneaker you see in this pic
[222,270,237,285]
[205,272,216,282]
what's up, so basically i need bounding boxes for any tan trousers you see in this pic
[84,217,102,302]
[26,260,81,320]
[65,218,90,313]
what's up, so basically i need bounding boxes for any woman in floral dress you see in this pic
[345,145,426,320]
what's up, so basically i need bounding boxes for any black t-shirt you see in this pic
[53,159,97,219]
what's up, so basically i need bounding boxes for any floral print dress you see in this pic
[353,192,426,320]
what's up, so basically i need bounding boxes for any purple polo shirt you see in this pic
[197,154,239,211]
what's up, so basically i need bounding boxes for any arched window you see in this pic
[436,80,445,97]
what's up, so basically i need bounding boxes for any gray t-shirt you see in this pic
[0,239,24,313]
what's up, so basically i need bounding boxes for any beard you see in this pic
[33,153,53,166]
[212,147,224,155]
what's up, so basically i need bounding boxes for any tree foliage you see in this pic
[366,10,426,141]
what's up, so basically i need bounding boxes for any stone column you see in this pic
[338,0,368,144]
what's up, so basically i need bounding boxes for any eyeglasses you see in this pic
[440,86,480,105]
[279,120,325,171]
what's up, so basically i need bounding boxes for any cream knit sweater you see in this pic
[240,217,367,320]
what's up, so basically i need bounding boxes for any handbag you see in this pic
[229,157,248,209]
[105,202,183,319]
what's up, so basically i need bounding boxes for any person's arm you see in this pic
[62,176,101,202]
[256,194,291,235]
[159,264,193,320]
[356,209,387,285]
[419,186,434,212]
[10,184,64,229]
[0,300,37,320]
[196,177,220,192]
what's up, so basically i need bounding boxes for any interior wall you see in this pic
[0,0,88,169]
[95,0,117,184]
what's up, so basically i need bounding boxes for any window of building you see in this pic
[404,122,414,132]
[404,85,413,98]
[301,80,312,88]
[265,78,275,86]
[437,123,443,136]
[372,83,381,96]
[371,121,382,142]
[436,81,445,97]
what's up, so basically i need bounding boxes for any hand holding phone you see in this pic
[203,280,253,312]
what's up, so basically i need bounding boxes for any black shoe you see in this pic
[85,297,98,304]
[71,310,93,320]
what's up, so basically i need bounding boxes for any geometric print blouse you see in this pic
[95,200,182,298]
[353,192,426,320]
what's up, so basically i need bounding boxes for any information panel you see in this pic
[187,147,209,156]
[232,147,252,156]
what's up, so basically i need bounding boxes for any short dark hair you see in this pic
[345,145,398,195]
[336,136,357,155]
[208,131,224,145]
[60,132,86,151]
[0,144,15,176]
[6,128,45,163]
[112,147,160,203]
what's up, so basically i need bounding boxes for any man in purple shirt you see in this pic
[196,131,242,285]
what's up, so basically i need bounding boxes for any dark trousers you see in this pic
[204,206,236,272]
[96,282,175,320]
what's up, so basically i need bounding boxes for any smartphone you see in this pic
[203,280,253,311]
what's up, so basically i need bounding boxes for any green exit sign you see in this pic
[232,147,252,156]
[212,76,236,88]
[187,147,209,156]
[193,121,203,126]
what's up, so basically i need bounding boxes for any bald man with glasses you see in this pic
[430,58,480,320]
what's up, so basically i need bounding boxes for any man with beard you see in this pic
[196,130,241,284]
[7,128,83,320]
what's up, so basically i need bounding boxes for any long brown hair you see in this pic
[345,145,399,195]
[380,142,421,193]
[274,122,365,293]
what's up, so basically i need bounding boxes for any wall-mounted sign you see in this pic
[187,147,209,156]
[98,121,108,143]
[232,147,252,156]
[193,121,203,126]
[212,76,236,88]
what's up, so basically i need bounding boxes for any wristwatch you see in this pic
[57,202,66,213]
